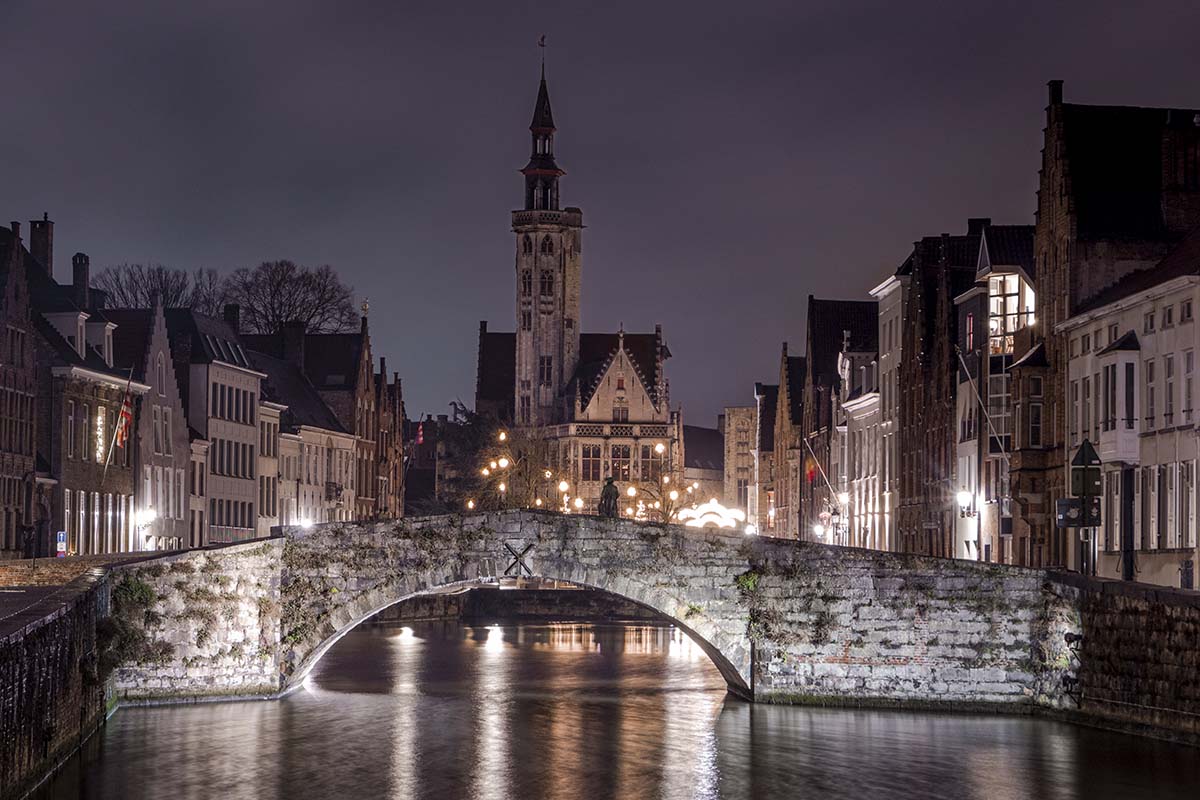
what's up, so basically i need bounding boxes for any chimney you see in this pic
[29,213,52,274]
[282,320,306,367]
[967,217,991,235]
[72,253,90,310]
[1048,79,1063,106]
[9,222,19,242]
[223,303,241,333]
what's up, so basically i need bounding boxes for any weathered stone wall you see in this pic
[743,540,1078,707]
[1052,572,1200,741]
[0,570,108,800]
[109,540,282,702]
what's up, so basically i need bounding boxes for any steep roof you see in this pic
[240,331,365,391]
[1060,102,1200,241]
[475,326,515,419]
[530,74,555,130]
[754,383,778,453]
[1074,225,1200,314]
[805,297,878,384]
[683,425,723,471]
[249,350,346,434]
[164,309,253,368]
[576,332,664,409]
[785,355,806,424]
[979,225,1036,277]
[105,309,155,382]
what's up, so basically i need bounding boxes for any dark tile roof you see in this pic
[805,297,878,385]
[241,332,365,390]
[1061,103,1200,241]
[249,350,346,434]
[683,425,723,471]
[785,355,806,425]
[1097,330,1140,355]
[531,74,556,130]
[105,309,154,382]
[475,327,515,419]
[1011,342,1049,369]
[164,309,253,368]
[980,225,1036,276]
[1074,226,1200,314]
[754,383,778,453]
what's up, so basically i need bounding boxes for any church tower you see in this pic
[512,67,583,427]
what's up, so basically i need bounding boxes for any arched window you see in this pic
[522,235,533,255]
[540,270,554,296]
[521,270,532,296]
[540,235,554,255]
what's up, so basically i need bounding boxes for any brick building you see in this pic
[243,312,404,520]
[799,297,877,540]
[723,405,754,515]
[770,346,805,538]
[0,223,39,558]
[1009,81,1200,567]
[895,222,986,557]
[750,382,778,534]
[108,304,192,549]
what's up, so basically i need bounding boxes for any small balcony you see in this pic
[1097,416,1138,465]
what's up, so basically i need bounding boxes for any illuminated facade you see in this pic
[475,69,682,508]
[830,345,882,549]
[1057,230,1200,589]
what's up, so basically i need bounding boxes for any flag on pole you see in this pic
[114,391,134,448]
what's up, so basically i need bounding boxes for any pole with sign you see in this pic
[55,531,67,557]
[1070,440,1102,575]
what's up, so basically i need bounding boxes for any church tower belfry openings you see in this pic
[512,68,583,427]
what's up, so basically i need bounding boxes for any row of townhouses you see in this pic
[0,217,405,559]
[743,81,1200,590]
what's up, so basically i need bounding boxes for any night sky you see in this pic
[3,1,1198,424]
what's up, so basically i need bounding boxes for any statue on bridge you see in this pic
[598,477,619,518]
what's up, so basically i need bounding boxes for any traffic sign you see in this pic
[1071,467,1102,497]
[56,531,67,557]
[1071,439,1102,467]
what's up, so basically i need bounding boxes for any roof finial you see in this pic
[361,298,370,317]
[538,34,546,78]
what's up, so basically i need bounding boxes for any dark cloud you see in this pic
[3,0,1198,423]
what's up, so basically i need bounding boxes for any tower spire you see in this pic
[521,62,563,211]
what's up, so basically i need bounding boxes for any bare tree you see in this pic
[94,264,230,313]
[223,261,358,334]
[94,264,193,308]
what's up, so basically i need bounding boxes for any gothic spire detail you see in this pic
[521,69,564,210]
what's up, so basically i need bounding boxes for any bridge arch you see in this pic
[279,511,757,695]
[285,576,751,697]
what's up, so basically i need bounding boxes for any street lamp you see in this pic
[957,490,977,518]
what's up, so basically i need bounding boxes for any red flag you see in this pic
[114,391,134,447]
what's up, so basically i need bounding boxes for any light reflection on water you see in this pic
[40,620,1196,800]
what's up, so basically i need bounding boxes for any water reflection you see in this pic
[41,620,1196,800]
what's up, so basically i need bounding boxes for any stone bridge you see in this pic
[108,510,1084,710]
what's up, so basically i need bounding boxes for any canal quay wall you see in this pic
[0,570,109,800]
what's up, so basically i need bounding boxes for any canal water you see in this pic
[41,620,1196,799]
